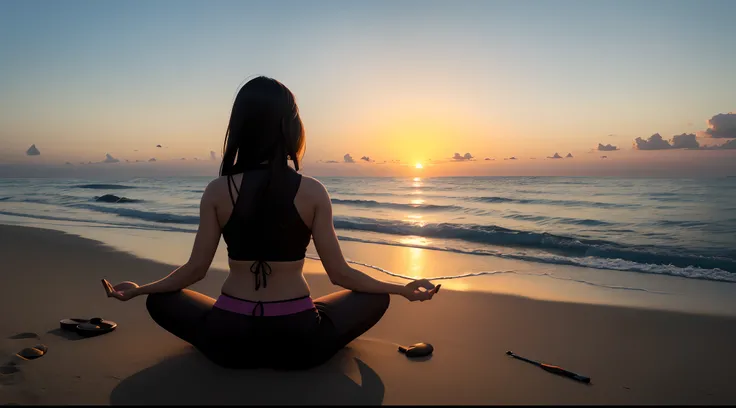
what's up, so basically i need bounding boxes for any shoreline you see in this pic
[2,224,736,404]
[2,213,736,317]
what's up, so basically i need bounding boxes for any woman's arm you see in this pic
[132,180,222,297]
[309,179,436,300]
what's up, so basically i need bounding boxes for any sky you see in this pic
[1,0,735,177]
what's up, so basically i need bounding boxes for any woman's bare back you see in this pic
[208,172,323,301]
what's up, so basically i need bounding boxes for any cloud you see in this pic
[719,139,736,149]
[601,156,608,159]
[566,153,573,158]
[484,157,494,161]
[180,158,186,160]
[452,152,474,161]
[704,112,736,138]
[360,156,373,162]
[507,156,517,160]
[324,160,339,163]
[702,139,736,150]
[210,150,217,160]
[634,133,701,150]
[64,161,73,166]
[102,153,120,164]
[125,159,130,163]
[597,143,619,151]
[26,144,40,156]
[670,133,700,149]
[343,154,355,163]
[633,133,673,150]
[148,158,157,162]
[548,153,563,159]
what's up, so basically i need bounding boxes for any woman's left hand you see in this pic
[108,281,141,301]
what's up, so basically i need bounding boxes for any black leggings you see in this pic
[146,289,390,370]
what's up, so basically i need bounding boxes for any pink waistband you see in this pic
[214,293,316,317]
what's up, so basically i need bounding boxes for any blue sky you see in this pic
[1,0,735,176]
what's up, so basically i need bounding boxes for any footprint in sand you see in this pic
[0,333,47,385]
[7,333,40,340]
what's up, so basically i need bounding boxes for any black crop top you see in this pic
[221,164,312,291]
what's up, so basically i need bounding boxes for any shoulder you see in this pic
[201,176,230,205]
[298,175,330,203]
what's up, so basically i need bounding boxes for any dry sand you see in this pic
[1,224,736,405]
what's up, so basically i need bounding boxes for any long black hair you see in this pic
[219,77,305,227]
[220,76,305,176]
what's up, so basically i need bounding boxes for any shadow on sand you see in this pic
[110,346,385,405]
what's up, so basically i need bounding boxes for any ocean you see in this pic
[1,176,735,285]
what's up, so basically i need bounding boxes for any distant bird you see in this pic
[156,144,162,148]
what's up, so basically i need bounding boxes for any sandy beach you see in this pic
[1,224,736,405]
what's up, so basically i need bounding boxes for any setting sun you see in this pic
[415,163,423,169]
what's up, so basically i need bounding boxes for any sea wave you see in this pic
[332,216,736,273]
[502,213,616,226]
[71,204,200,225]
[0,210,196,233]
[73,184,140,190]
[3,194,733,273]
[470,196,637,208]
[331,198,461,212]
[333,235,736,283]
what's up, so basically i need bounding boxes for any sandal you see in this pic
[60,317,117,337]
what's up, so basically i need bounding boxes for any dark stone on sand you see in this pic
[16,344,48,360]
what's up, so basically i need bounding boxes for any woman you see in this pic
[107,76,439,370]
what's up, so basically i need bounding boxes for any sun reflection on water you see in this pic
[399,235,431,247]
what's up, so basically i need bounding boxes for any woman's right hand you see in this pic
[401,279,439,302]
[106,281,141,302]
